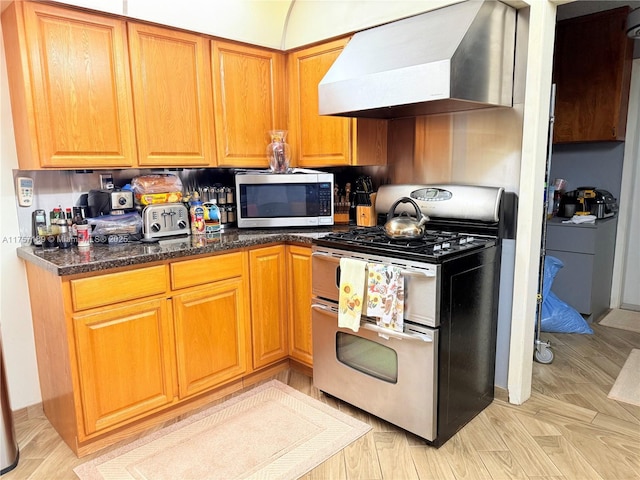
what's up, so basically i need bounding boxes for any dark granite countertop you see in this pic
[16,226,350,276]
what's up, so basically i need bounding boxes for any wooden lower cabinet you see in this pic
[248,246,288,369]
[73,298,174,435]
[286,245,313,366]
[172,277,250,398]
[25,244,312,456]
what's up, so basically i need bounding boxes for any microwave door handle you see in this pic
[361,323,433,343]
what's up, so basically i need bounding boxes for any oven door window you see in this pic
[336,332,398,383]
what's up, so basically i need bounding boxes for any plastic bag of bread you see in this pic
[132,174,182,194]
[132,174,183,205]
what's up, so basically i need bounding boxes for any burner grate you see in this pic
[318,226,496,261]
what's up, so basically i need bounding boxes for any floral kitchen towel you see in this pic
[338,257,367,332]
[366,263,404,332]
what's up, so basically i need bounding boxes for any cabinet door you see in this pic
[545,250,594,315]
[286,245,313,366]
[128,23,215,166]
[553,7,633,143]
[249,245,288,369]
[288,38,387,167]
[288,38,351,167]
[74,299,173,435]
[173,278,249,398]
[212,41,286,167]
[4,2,137,168]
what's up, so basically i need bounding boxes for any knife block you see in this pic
[334,212,350,224]
[356,206,376,226]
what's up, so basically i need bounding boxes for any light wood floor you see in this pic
[4,321,640,480]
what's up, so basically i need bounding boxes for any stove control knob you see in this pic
[467,236,475,243]
[177,220,188,229]
[151,223,161,233]
[442,242,451,249]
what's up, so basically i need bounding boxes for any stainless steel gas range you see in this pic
[311,184,505,447]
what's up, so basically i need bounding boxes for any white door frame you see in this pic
[610,58,640,309]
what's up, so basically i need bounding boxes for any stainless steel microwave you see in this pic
[235,169,334,228]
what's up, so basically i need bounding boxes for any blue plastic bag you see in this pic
[540,256,593,334]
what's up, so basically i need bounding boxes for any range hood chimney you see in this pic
[318,0,517,119]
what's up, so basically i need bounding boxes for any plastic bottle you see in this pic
[76,221,91,248]
[190,192,205,235]
[203,202,220,233]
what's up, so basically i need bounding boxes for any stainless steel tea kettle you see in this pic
[384,197,429,240]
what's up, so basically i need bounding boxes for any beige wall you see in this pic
[0,24,42,409]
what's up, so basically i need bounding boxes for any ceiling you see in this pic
[1,0,638,49]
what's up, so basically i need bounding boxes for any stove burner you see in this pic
[317,226,496,262]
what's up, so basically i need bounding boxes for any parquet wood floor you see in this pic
[4,321,639,479]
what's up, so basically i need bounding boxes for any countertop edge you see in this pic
[16,229,334,277]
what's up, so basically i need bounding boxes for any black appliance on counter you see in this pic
[312,184,510,447]
[87,189,135,217]
[558,187,618,218]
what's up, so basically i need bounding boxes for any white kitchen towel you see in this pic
[338,258,367,332]
[562,214,597,224]
[366,263,404,333]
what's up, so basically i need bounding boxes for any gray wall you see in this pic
[550,142,625,201]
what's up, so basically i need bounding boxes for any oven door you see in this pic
[312,298,438,441]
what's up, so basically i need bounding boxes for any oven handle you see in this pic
[400,268,436,278]
[312,252,436,278]
[361,323,433,343]
[311,303,433,343]
[312,302,338,313]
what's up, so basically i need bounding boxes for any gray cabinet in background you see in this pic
[545,216,617,322]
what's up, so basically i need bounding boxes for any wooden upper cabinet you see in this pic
[128,23,215,166]
[288,38,351,167]
[1,2,137,169]
[211,40,286,167]
[287,38,387,167]
[553,7,634,143]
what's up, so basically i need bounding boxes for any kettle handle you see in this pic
[386,197,423,222]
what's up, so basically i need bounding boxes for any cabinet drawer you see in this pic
[170,252,244,290]
[70,266,167,311]
[546,225,597,254]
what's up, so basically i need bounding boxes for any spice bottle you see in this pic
[57,219,72,249]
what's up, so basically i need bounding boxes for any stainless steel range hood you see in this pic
[318,0,516,119]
